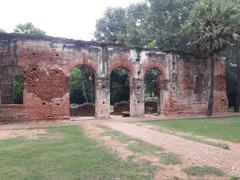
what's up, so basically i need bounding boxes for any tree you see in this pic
[95,8,127,43]
[235,40,240,112]
[14,22,46,35]
[0,29,5,33]
[124,3,148,46]
[94,0,196,49]
[70,67,95,105]
[224,46,238,108]
[184,0,240,116]
[95,3,149,46]
[143,0,196,49]
[144,69,160,97]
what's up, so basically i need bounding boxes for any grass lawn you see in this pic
[0,125,156,180]
[183,166,224,177]
[145,116,240,143]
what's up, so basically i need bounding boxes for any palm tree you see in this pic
[184,0,240,116]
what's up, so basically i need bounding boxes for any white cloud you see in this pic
[0,0,143,40]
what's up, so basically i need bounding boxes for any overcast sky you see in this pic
[0,0,143,40]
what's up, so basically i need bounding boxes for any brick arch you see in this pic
[141,62,167,80]
[108,58,135,77]
[66,61,98,77]
[62,50,98,77]
[141,62,168,91]
[70,64,97,77]
[109,66,133,78]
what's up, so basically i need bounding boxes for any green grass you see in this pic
[183,166,225,177]
[159,152,182,165]
[146,116,240,143]
[127,141,162,155]
[0,125,157,180]
[231,176,240,180]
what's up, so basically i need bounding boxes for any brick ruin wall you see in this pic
[0,33,228,122]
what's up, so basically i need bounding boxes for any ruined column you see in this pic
[130,78,145,117]
[95,77,110,119]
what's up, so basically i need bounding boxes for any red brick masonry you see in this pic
[0,33,228,122]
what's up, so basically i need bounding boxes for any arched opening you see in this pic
[110,67,130,117]
[69,65,96,117]
[144,69,161,115]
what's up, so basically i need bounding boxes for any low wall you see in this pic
[70,103,95,117]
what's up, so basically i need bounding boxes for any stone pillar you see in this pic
[130,78,145,117]
[95,77,110,119]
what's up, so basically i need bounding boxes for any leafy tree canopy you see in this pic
[95,0,196,49]
[14,22,46,35]
[183,0,240,57]
[0,29,5,33]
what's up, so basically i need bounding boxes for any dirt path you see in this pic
[135,123,240,152]
[104,122,240,176]
[81,123,196,180]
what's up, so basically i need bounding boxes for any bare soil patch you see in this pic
[81,124,133,160]
[0,129,47,140]
[0,127,64,141]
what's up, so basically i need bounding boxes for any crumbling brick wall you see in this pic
[0,33,228,122]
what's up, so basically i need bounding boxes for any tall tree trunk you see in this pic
[81,70,88,103]
[207,54,215,116]
[90,71,94,103]
[82,81,88,103]
[234,40,240,112]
